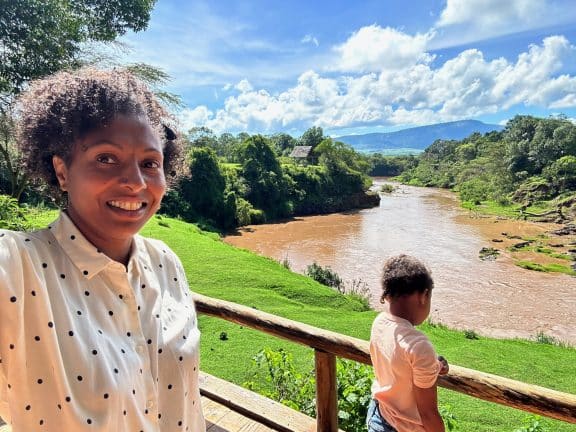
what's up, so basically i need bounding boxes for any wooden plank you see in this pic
[200,372,318,432]
[315,350,338,432]
[203,397,275,432]
[194,293,576,424]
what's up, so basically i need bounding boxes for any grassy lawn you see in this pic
[30,211,576,432]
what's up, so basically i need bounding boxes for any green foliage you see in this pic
[369,154,417,176]
[306,262,344,291]
[179,147,236,230]
[400,115,576,212]
[513,415,548,432]
[335,360,373,431]
[245,348,373,432]
[0,194,31,230]
[439,405,459,431]
[0,0,155,95]
[380,184,396,193]
[515,260,576,276]
[459,178,493,204]
[464,330,480,340]
[240,135,290,219]
[244,348,316,416]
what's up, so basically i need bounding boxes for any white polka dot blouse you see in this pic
[0,212,205,431]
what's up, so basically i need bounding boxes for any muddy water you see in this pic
[224,180,576,345]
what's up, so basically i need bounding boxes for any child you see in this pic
[367,255,449,432]
[0,68,205,431]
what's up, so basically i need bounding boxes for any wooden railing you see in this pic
[193,293,576,431]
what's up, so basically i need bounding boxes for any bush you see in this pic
[244,348,372,431]
[0,194,31,231]
[513,415,548,432]
[306,262,344,292]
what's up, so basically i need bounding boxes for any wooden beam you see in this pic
[315,350,338,432]
[193,293,576,424]
[199,372,318,432]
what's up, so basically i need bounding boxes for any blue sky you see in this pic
[119,0,576,136]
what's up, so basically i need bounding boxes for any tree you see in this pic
[179,147,236,229]
[0,0,156,96]
[269,132,297,156]
[299,126,324,149]
[239,135,289,219]
[0,0,158,201]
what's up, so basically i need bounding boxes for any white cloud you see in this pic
[437,0,544,28]
[432,0,576,48]
[178,105,213,131]
[333,25,433,72]
[301,34,319,47]
[179,36,576,134]
[235,79,254,93]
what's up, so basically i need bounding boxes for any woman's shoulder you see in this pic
[0,227,51,257]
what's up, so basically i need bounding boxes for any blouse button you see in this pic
[146,399,154,410]
[136,344,145,354]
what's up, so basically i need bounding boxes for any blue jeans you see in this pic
[366,399,397,432]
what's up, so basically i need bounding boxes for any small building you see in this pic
[289,146,313,164]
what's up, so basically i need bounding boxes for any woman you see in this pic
[0,68,205,431]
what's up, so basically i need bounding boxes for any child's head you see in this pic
[380,254,433,303]
[16,67,183,197]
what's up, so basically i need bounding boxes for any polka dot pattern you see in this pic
[0,213,204,431]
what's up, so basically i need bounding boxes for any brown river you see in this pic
[224,179,576,345]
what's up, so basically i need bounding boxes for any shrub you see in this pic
[244,348,372,431]
[0,194,31,231]
[306,262,344,292]
[464,329,480,340]
[513,415,548,432]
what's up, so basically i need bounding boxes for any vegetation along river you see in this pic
[225,179,576,345]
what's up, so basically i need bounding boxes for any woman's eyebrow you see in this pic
[82,140,163,154]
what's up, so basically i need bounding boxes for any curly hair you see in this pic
[380,254,433,301]
[16,67,184,196]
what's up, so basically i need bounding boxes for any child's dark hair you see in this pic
[380,254,433,301]
[16,67,184,197]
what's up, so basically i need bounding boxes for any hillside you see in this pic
[336,120,503,153]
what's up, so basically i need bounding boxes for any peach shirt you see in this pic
[370,312,440,432]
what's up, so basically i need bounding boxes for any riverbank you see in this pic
[27,210,575,431]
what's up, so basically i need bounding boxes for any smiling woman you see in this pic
[0,69,205,431]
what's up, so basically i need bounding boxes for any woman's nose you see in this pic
[120,162,147,191]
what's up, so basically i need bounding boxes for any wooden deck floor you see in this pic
[203,396,278,432]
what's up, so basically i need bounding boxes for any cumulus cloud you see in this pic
[235,79,254,93]
[179,36,576,134]
[332,25,433,72]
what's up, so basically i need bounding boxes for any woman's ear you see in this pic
[52,156,69,191]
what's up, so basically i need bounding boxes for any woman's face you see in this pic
[53,115,166,250]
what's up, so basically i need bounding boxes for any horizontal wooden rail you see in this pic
[193,293,576,424]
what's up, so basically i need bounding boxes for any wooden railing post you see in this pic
[315,349,338,432]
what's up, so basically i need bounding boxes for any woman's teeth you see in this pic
[108,201,145,211]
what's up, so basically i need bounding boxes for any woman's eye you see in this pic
[96,154,117,164]
[143,160,161,169]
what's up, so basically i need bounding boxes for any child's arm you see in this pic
[414,383,445,432]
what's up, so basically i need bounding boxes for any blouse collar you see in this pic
[49,212,139,278]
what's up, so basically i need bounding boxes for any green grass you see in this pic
[29,212,576,432]
[515,260,576,276]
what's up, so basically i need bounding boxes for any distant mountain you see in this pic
[336,120,504,153]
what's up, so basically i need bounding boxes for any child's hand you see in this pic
[438,355,449,375]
